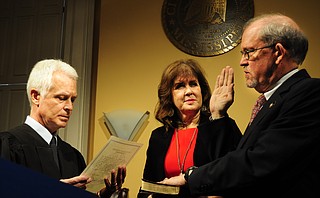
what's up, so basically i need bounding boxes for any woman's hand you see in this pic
[159,173,186,186]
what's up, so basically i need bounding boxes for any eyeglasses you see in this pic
[240,44,275,60]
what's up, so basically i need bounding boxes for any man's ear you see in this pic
[30,89,41,106]
[274,43,286,65]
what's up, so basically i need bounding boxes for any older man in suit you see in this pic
[161,13,320,198]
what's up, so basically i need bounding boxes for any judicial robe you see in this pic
[0,124,86,180]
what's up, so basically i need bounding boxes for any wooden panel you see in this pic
[0,0,64,84]
[0,0,12,82]
[35,13,62,59]
[10,16,35,81]
[0,85,29,131]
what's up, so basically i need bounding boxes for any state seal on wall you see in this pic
[161,0,254,57]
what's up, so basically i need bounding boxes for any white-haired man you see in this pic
[0,59,125,198]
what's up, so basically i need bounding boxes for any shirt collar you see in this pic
[24,116,56,145]
[264,69,299,100]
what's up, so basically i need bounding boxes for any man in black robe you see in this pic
[0,59,125,198]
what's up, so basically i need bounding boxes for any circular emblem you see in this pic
[161,0,254,57]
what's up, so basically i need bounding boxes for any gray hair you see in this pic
[26,59,78,105]
[243,13,308,65]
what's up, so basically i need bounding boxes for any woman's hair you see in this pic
[26,59,78,105]
[155,59,211,130]
[243,13,308,65]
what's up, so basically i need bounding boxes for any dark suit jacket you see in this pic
[139,114,242,197]
[0,158,95,198]
[0,124,86,180]
[188,69,320,198]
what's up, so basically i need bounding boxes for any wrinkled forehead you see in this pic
[241,26,263,48]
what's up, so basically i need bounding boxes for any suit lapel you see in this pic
[237,96,278,148]
[237,69,310,148]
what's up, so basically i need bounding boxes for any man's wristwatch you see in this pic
[184,166,197,183]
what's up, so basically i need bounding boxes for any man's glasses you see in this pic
[240,44,275,60]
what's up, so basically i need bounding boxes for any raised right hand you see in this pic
[209,66,235,119]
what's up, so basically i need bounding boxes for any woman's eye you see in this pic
[174,83,184,89]
[190,81,198,87]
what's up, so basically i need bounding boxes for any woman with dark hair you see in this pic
[138,59,241,198]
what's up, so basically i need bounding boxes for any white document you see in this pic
[82,136,143,193]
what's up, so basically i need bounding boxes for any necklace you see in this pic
[175,128,198,173]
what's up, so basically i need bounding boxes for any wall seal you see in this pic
[162,0,254,57]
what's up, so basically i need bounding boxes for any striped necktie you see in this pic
[249,94,266,125]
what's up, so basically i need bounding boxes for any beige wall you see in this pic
[93,0,320,196]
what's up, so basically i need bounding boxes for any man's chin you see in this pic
[58,121,69,128]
